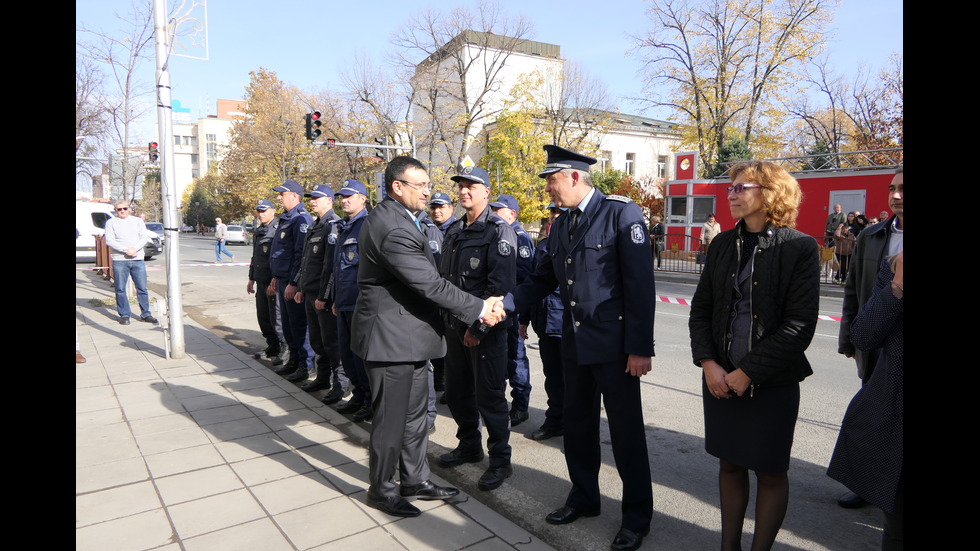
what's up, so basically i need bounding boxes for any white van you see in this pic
[75,201,163,262]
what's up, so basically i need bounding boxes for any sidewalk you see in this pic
[76,270,555,551]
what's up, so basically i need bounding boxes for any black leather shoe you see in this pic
[837,491,868,509]
[478,464,513,491]
[140,315,159,324]
[285,369,308,383]
[119,316,131,325]
[366,493,421,518]
[336,399,363,414]
[274,361,298,375]
[439,448,484,468]
[611,527,649,551]
[528,426,563,441]
[400,480,459,501]
[545,505,600,525]
[353,404,374,422]
[299,377,331,392]
[321,385,350,405]
[271,356,284,367]
[509,409,529,427]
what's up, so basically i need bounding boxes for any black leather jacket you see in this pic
[689,221,819,388]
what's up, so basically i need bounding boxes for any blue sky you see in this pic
[77,0,903,143]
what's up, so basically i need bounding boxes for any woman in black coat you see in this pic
[689,161,819,551]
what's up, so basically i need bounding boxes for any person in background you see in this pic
[701,213,722,263]
[689,160,819,551]
[104,200,158,325]
[829,250,903,550]
[214,217,235,263]
[649,216,665,269]
[427,191,455,402]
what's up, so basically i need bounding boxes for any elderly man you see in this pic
[497,145,656,551]
[351,156,504,518]
[104,200,158,325]
[214,217,235,262]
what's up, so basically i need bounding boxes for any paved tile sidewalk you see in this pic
[76,271,554,551]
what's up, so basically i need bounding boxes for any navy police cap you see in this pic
[538,144,597,178]
[429,192,452,205]
[305,184,335,198]
[336,179,367,196]
[254,199,275,211]
[489,194,519,213]
[450,166,490,186]
[273,179,304,194]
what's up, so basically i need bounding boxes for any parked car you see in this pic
[224,224,251,245]
[181,224,194,233]
[75,201,162,262]
[145,222,165,246]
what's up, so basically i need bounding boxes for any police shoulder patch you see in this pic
[630,223,646,244]
[519,245,531,258]
[299,223,309,233]
[606,194,632,203]
[498,240,512,256]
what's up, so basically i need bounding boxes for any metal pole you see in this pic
[152,0,185,357]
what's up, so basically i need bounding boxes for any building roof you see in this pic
[419,30,560,69]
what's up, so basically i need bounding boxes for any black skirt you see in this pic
[702,378,800,472]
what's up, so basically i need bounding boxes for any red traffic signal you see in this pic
[305,111,322,140]
[148,141,159,162]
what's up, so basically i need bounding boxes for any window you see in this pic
[691,197,717,224]
[206,134,218,160]
[598,150,612,172]
[667,196,686,224]
[625,153,635,176]
[657,155,668,178]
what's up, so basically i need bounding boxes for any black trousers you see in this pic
[304,298,346,386]
[445,325,512,467]
[254,280,280,347]
[563,356,653,533]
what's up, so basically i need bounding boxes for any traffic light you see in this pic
[148,141,159,162]
[374,137,385,160]
[305,111,322,141]
[326,138,336,147]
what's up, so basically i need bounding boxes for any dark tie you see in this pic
[568,209,581,241]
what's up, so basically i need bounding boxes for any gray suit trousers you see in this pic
[366,360,431,498]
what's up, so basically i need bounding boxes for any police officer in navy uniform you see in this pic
[489,194,533,426]
[427,191,456,400]
[247,199,284,366]
[418,209,445,433]
[498,145,656,551]
[269,180,317,382]
[437,166,518,492]
[330,179,373,422]
[522,202,566,441]
[294,184,349,399]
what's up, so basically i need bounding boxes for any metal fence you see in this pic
[651,233,848,286]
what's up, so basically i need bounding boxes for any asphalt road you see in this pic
[145,233,884,551]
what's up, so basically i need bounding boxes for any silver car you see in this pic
[224,224,251,245]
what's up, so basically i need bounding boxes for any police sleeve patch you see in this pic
[299,223,309,233]
[498,240,512,256]
[519,245,531,258]
[630,223,646,244]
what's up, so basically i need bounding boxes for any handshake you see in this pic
[480,296,508,326]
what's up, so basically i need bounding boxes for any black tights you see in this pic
[718,459,789,551]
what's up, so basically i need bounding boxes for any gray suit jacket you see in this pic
[351,197,484,363]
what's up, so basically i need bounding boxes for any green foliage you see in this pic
[710,136,753,178]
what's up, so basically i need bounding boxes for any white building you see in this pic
[167,99,245,202]
[411,30,681,182]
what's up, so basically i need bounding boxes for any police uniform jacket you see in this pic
[437,216,456,235]
[296,211,340,295]
[419,212,445,265]
[439,205,518,339]
[504,190,656,365]
[527,236,564,339]
[512,220,534,284]
[248,219,279,285]
[331,209,368,313]
[351,197,484,363]
[270,203,314,285]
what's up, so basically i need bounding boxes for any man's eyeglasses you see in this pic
[397,180,433,192]
[115,207,129,212]
[726,183,762,194]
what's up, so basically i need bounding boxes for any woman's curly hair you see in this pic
[728,161,802,228]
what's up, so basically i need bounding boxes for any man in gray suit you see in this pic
[351,156,505,518]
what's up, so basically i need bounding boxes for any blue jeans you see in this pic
[215,239,234,261]
[113,259,151,319]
